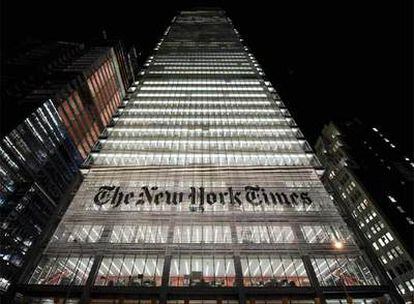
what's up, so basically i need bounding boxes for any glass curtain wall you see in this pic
[24,9,384,303]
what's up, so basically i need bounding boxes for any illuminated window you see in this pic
[52,224,104,243]
[301,224,353,244]
[311,256,378,286]
[241,256,309,287]
[237,225,294,243]
[173,225,232,243]
[170,255,235,287]
[95,255,164,287]
[29,255,94,285]
[110,225,168,243]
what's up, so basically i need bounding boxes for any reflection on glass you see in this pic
[29,256,94,285]
[52,225,104,243]
[110,225,168,243]
[311,256,379,286]
[95,255,164,287]
[241,256,310,287]
[173,225,232,243]
[301,224,354,244]
[237,225,294,243]
[170,255,235,287]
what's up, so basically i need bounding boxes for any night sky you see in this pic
[2,0,413,153]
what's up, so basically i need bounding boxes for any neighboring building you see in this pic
[13,9,403,304]
[60,46,126,158]
[1,44,129,294]
[315,120,414,302]
[1,40,86,136]
[91,39,140,90]
[0,100,82,294]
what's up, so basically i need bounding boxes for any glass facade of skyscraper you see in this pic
[17,9,403,304]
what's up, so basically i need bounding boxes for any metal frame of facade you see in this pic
[13,9,404,304]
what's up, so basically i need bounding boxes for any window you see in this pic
[95,255,164,287]
[311,256,378,287]
[301,224,352,244]
[110,225,168,243]
[387,195,397,203]
[406,280,414,292]
[173,225,232,243]
[29,255,94,285]
[237,225,294,243]
[241,256,309,287]
[169,255,235,287]
[52,224,104,243]
[398,284,406,295]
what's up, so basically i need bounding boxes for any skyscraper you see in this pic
[315,120,414,302]
[0,45,128,294]
[14,9,403,304]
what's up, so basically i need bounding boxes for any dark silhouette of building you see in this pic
[315,119,414,302]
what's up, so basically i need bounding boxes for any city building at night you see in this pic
[10,9,404,304]
[315,120,414,302]
[1,44,130,294]
[91,39,140,91]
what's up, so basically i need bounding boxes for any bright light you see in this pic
[333,240,344,249]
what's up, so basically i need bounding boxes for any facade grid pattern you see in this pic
[19,9,400,304]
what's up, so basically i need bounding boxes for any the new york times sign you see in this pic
[93,185,313,210]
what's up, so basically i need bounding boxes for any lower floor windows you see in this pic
[300,224,353,244]
[311,256,378,287]
[29,256,94,285]
[169,255,235,287]
[241,256,310,287]
[95,255,164,287]
[27,254,380,289]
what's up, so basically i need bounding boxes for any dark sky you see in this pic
[2,0,413,153]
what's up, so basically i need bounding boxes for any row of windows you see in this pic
[116,115,288,124]
[152,62,251,66]
[371,232,393,250]
[142,80,260,85]
[115,118,292,128]
[153,56,249,61]
[100,140,306,153]
[154,53,247,56]
[139,86,264,91]
[130,100,274,106]
[135,93,267,97]
[121,108,279,115]
[107,127,300,139]
[241,256,308,287]
[311,256,378,287]
[159,66,253,70]
[29,254,377,288]
[148,71,256,75]
[301,225,353,244]
[153,59,249,63]
[397,278,414,295]
[92,152,315,167]
[116,117,288,124]
[52,224,351,245]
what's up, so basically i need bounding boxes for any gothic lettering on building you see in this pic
[93,185,313,209]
